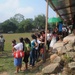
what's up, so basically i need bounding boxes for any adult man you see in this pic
[0,35,5,51]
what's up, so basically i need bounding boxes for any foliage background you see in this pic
[0,14,47,33]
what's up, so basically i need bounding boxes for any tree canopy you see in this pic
[0,14,46,33]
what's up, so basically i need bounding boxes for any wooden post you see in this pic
[43,0,49,62]
[56,14,59,26]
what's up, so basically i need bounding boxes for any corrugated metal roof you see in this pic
[48,0,75,21]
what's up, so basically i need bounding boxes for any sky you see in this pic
[0,0,56,23]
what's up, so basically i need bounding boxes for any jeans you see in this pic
[35,49,39,61]
[30,49,35,66]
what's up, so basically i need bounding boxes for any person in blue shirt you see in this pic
[30,34,37,67]
[58,21,63,35]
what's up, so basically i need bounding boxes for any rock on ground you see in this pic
[42,63,60,74]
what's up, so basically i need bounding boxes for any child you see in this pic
[12,39,16,47]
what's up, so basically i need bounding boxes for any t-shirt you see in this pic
[31,39,36,50]
[14,43,23,51]
[50,35,56,47]
[47,33,52,40]
[62,27,67,32]
[35,39,41,50]
[25,43,31,52]
[0,37,5,42]
[58,23,63,32]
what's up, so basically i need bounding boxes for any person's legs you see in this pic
[14,66,19,73]
[25,63,28,69]
[32,49,35,66]
[25,53,29,69]
[35,49,38,61]
[30,51,32,65]
[47,40,50,50]
[38,45,41,57]
[19,64,22,71]
[19,58,22,70]
[14,58,19,73]
[2,43,4,51]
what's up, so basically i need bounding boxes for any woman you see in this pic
[12,37,24,73]
[23,38,31,70]
[30,34,37,67]
[49,31,57,52]
[47,30,52,50]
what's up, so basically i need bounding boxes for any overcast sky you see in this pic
[0,0,56,23]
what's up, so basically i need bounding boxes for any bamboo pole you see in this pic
[56,14,59,26]
[43,0,49,62]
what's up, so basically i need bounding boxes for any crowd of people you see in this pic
[11,20,74,74]
[12,31,46,74]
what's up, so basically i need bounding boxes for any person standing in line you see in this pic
[49,31,57,52]
[23,38,31,70]
[12,37,24,74]
[47,29,52,50]
[30,34,37,67]
[58,21,63,35]
[34,33,39,62]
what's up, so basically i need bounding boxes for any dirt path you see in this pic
[0,72,8,75]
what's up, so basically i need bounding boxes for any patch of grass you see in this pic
[0,55,14,72]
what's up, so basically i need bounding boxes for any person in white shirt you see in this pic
[35,34,41,61]
[49,31,57,52]
[47,30,52,50]
[62,26,68,37]
[12,37,24,74]
[0,35,5,51]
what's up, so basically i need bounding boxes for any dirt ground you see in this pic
[0,72,8,75]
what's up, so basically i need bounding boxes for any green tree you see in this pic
[0,23,3,33]
[17,18,33,32]
[10,17,19,26]
[33,14,46,29]
[1,20,17,33]
[24,19,33,32]
[13,13,25,23]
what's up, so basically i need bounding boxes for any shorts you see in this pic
[14,58,22,66]
[23,52,30,63]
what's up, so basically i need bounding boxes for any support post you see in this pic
[43,0,49,62]
[56,14,59,26]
